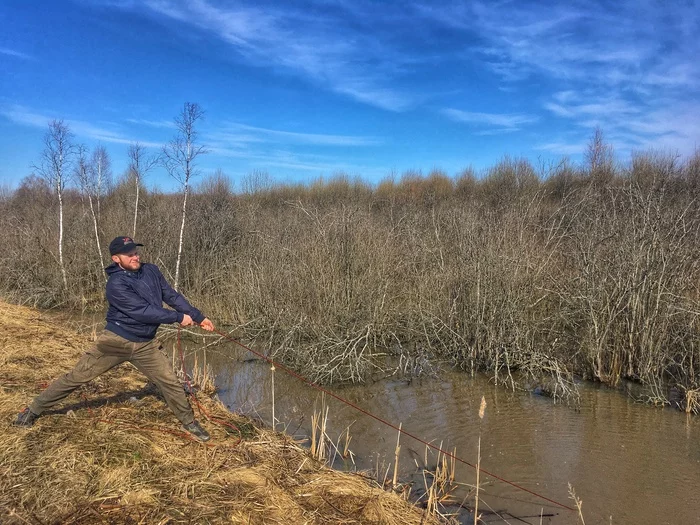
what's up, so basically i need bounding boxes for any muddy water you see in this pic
[189,342,699,524]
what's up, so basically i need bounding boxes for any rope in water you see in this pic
[201,326,575,512]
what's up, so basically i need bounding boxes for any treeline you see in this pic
[1,127,699,409]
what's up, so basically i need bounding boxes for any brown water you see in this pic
[189,341,700,524]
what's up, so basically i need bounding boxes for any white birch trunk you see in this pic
[87,193,105,280]
[57,184,68,290]
[132,176,140,238]
[174,181,189,291]
[96,157,103,222]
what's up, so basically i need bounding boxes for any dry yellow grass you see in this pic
[0,300,440,524]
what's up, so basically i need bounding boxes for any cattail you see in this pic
[479,396,486,419]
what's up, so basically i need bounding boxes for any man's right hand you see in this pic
[180,314,194,327]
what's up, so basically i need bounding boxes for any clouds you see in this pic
[204,121,381,177]
[541,89,700,156]
[421,0,699,154]
[1,103,380,174]
[114,0,416,111]
[0,105,162,148]
[125,118,176,129]
[1,0,698,187]
[219,123,379,147]
[93,0,698,156]
[442,109,538,133]
[445,0,699,91]
[0,47,33,60]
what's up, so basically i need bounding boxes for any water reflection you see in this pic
[185,341,700,525]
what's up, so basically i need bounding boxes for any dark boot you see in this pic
[13,407,39,428]
[181,420,210,442]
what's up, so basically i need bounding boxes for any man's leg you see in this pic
[128,340,195,425]
[29,331,127,415]
[128,340,210,441]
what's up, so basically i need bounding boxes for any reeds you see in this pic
[422,444,458,520]
[682,387,700,413]
[310,397,330,463]
[309,394,356,469]
[190,350,216,395]
[568,483,586,525]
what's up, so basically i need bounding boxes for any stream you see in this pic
[180,339,700,525]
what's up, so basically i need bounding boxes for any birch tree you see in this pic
[76,145,108,279]
[127,142,158,237]
[33,120,75,291]
[91,145,111,222]
[161,102,207,290]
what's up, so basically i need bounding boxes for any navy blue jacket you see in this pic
[105,262,205,342]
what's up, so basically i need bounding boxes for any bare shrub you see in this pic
[1,143,699,402]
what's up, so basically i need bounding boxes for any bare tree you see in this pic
[585,127,615,185]
[127,142,158,237]
[161,102,207,290]
[242,169,272,195]
[32,120,75,291]
[76,145,107,279]
[91,145,111,222]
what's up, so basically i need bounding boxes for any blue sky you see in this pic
[1,0,698,191]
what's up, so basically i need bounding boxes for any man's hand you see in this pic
[200,318,215,332]
[180,314,194,327]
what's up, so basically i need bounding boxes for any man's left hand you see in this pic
[200,318,215,332]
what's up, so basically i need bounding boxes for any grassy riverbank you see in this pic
[0,300,440,524]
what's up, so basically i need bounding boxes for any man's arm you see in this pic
[107,279,183,325]
[156,267,206,324]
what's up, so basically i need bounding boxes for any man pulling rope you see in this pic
[14,236,215,442]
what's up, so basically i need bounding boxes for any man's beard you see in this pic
[120,260,141,271]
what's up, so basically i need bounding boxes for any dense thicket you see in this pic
[2,149,699,408]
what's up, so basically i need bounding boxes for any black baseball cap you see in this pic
[109,236,144,256]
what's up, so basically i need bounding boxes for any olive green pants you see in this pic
[30,329,194,424]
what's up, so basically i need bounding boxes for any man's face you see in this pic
[112,250,141,271]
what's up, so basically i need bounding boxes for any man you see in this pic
[14,236,215,442]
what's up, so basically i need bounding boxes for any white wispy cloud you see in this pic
[541,92,700,157]
[549,85,698,143]
[220,122,380,147]
[0,105,161,148]
[116,0,415,111]
[2,104,379,178]
[0,47,33,60]
[442,108,538,132]
[125,118,176,129]
[427,0,699,92]
[204,120,382,176]
[207,142,370,174]
[0,105,47,127]
[258,150,362,173]
[544,93,638,120]
[536,142,586,156]
[427,0,700,158]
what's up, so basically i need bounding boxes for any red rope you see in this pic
[80,387,222,445]
[211,327,575,512]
